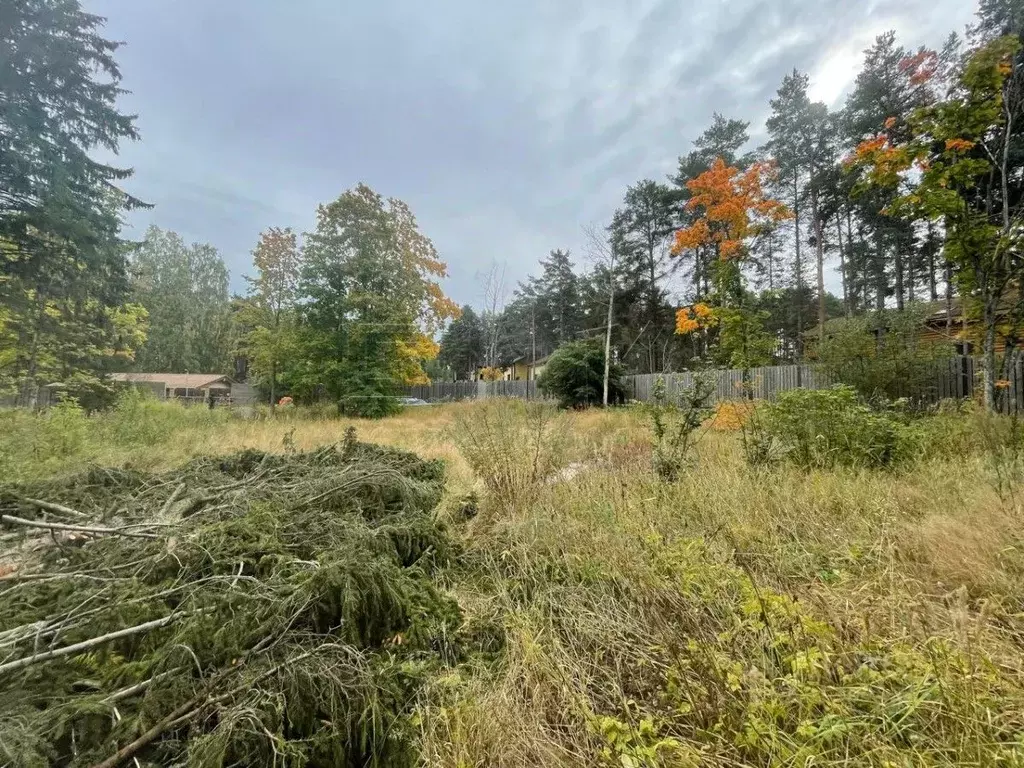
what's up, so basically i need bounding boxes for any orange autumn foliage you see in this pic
[945,138,976,153]
[710,400,755,431]
[671,158,791,263]
[675,302,717,335]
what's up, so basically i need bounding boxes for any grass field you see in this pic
[3,395,1024,766]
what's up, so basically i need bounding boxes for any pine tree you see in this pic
[0,0,146,399]
[609,180,676,372]
[672,115,752,302]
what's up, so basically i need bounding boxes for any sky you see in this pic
[87,0,978,305]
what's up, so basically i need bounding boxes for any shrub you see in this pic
[646,373,716,481]
[751,385,921,469]
[537,339,626,409]
[814,306,952,404]
[450,400,570,515]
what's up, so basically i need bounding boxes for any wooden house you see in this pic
[109,373,238,403]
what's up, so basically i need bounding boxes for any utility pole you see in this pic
[530,299,536,399]
[603,248,616,407]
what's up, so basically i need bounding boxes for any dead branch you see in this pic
[19,498,88,519]
[0,514,159,540]
[89,691,205,768]
[0,614,182,676]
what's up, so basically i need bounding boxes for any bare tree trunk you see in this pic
[793,173,804,359]
[810,184,826,329]
[927,222,939,302]
[836,214,850,317]
[603,256,615,407]
[983,294,998,411]
[945,256,954,336]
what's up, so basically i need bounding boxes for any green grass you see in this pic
[3,396,1024,766]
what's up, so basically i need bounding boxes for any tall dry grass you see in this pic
[421,401,1024,767]
[5,396,1024,765]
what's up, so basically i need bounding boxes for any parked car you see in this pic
[399,397,430,406]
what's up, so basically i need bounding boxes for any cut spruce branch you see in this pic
[0,441,453,765]
[0,614,183,676]
[0,514,160,540]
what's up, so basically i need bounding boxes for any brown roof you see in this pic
[109,373,232,390]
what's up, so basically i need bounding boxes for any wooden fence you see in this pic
[404,356,1024,412]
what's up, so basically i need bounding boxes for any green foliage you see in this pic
[299,184,456,417]
[646,373,716,481]
[0,440,459,767]
[814,306,952,402]
[130,226,233,374]
[0,391,232,483]
[0,2,147,399]
[752,385,921,469]
[537,339,626,409]
[235,227,303,404]
[0,0,142,284]
[438,305,485,380]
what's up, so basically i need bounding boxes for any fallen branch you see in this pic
[91,650,319,768]
[0,514,159,540]
[20,497,88,519]
[89,691,205,768]
[103,668,183,704]
[0,614,182,676]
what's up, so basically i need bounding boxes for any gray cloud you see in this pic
[88,0,976,304]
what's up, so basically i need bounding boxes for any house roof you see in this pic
[109,373,232,390]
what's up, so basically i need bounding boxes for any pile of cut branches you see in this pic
[0,429,461,767]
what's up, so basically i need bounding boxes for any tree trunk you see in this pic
[983,294,998,411]
[603,257,615,407]
[836,214,850,317]
[894,248,905,311]
[810,184,826,329]
[945,258,954,335]
[793,173,803,358]
[269,360,277,409]
[874,231,886,312]
[927,222,939,302]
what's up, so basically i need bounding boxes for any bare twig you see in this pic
[102,668,183,704]
[0,614,182,676]
[0,514,159,540]
[157,484,186,519]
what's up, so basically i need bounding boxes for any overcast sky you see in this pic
[87,0,977,305]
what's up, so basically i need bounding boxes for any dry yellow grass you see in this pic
[4,398,1024,765]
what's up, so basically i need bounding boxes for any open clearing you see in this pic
[2,399,1024,766]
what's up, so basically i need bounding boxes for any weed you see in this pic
[646,373,716,481]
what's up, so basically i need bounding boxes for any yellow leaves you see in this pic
[395,332,440,385]
[479,366,504,382]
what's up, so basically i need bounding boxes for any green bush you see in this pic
[646,373,716,481]
[537,339,626,409]
[814,306,952,404]
[752,386,921,469]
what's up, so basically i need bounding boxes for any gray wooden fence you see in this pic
[403,356,1024,409]
[625,365,830,402]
